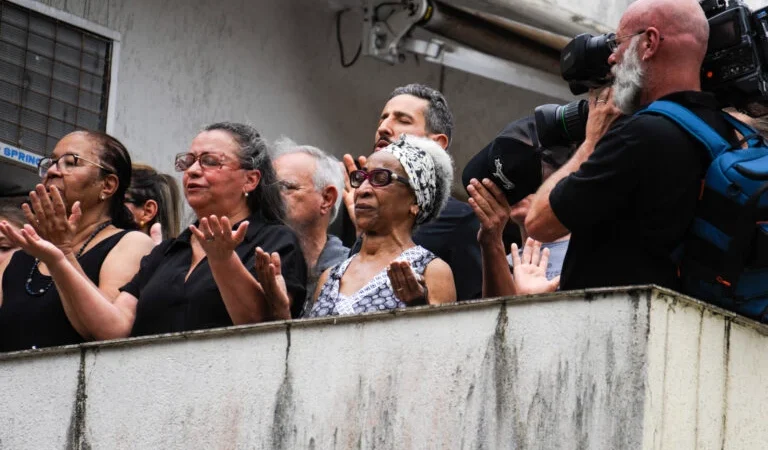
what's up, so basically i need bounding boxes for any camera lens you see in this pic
[534,99,589,149]
[561,33,614,95]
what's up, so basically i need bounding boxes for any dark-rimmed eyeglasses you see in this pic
[37,153,114,178]
[349,168,411,189]
[174,152,230,172]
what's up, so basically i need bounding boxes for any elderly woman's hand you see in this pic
[510,238,560,295]
[189,216,247,261]
[0,221,66,266]
[254,247,291,320]
[388,260,427,305]
[23,185,82,257]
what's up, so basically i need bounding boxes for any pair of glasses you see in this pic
[349,168,411,189]
[37,153,114,178]
[606,29,648,53]
[174,152,229,172]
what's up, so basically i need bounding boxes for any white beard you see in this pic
[611,36,646,115]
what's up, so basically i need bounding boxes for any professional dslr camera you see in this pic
[541,0,768,149]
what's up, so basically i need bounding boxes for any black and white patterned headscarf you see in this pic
[380,135,439,224]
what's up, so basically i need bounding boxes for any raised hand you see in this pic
[189,216,248,261]
[0,221,65,266]
[586,87,622,143]
[341,154,367,236]
[23,184,82,256]
[254,247,291,320]
[388,260,427,305]
[510,238,560,295]
[467,178,511,247]
[149,222,163,245]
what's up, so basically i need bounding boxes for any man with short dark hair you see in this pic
[343,83,482,301]
[526,0,739,290]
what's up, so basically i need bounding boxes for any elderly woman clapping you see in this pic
[2,122,307,340]
[0,132,154,351]
[258,135,456,318]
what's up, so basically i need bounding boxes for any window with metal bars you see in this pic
[0,0,112,162]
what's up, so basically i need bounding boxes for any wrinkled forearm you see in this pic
[526,139,596,241]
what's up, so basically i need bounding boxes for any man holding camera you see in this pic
[526,0,740,291]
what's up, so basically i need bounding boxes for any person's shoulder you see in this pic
[248,220,302,249]
[439,196,474,218]
[111,230,155,254]
[424,256,453,277]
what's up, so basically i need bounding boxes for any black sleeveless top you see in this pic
[0,230,129,352]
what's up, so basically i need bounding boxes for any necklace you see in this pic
[25,220,112,296]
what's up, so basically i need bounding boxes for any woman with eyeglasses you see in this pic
[2,122,307,341]
[0,131,154,352]
[124,163,182,242]
[257,135,457,319]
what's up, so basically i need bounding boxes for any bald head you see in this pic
[621,0,708,61]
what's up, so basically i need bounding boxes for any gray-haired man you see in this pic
[272,138,349,316]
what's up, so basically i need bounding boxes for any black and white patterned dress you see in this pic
[308,246,436,317]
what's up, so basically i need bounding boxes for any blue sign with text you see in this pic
[0,142,43,169]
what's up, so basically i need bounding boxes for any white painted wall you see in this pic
[1,287,766,449]
[26,0,565,202]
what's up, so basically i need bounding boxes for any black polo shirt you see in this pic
[122,212,307,336]
[550,91,737,290]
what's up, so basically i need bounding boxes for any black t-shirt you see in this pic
[550,91,737,290]
[122,213,307,336]
[348,196,482,301]
[0,231,129,352]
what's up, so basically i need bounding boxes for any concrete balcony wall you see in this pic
[1,287,766,449]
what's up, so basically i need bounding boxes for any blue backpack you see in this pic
[637,100,768,322]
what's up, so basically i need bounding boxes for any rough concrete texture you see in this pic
[2,289,766,449]
[0,289,653,449]
[28,0,563,204]
[641,292,768,450]
[0,347,81,449]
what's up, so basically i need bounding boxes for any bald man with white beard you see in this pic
[526,0,741,291]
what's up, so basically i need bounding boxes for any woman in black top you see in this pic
[0,132,154,351]
[3,123,306,340]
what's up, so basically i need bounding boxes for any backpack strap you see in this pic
[636,100,733,160]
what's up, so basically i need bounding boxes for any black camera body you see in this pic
[701,1,768,116]
[538,0,768,148]
[559,0,768,115]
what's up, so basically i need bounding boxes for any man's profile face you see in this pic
[273,152,324,229]
[374,94,430,151]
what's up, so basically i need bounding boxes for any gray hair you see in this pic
[389,83,454,147]
[271,137,346,223]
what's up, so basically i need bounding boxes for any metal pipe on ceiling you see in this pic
[421,0,564,75]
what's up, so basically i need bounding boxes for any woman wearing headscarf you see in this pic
[0,131,154,351]
[256,134,457,318]
[1,122,307,340]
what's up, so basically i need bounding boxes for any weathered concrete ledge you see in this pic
[1,286,766,449]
